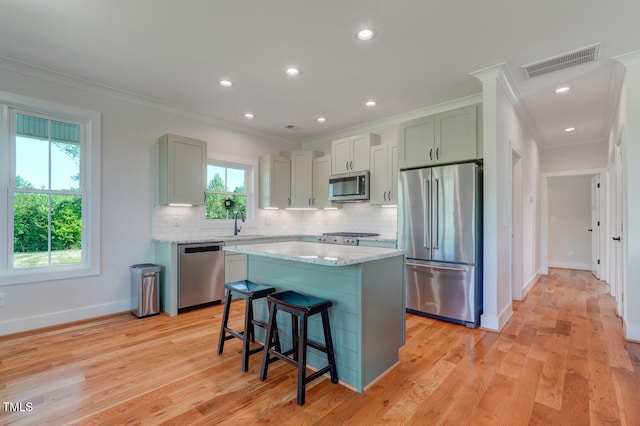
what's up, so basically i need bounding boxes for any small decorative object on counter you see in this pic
[224,198,235,210]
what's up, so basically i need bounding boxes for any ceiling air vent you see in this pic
[284,125,301,131]
[523,43,600,79]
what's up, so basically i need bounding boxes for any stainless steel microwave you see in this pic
[328,171,370,202]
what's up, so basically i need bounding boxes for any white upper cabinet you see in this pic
[312,155,335,209]
[434,105,478,164]
[158,134,207,205]
[259,154,291,209]
[331,133,380,174]
[289,151,322,208]
[370,144,398,205]
[398,104,479,169]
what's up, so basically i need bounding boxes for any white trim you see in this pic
[548,261,591,271]
[523,271,541,299]
[624,321,640,343]
[0,90,101,286]
[0,55,299,147]
[301,93,482,146]
[480,303,513,332]
[0,299,130,336]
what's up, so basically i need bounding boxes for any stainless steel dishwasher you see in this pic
[178,242,225,311]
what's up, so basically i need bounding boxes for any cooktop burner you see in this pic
[322,232,380,238]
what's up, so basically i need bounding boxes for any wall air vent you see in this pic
[523,43,600,79]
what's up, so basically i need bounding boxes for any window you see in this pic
[1,91,101,285]
[205,161,250,220]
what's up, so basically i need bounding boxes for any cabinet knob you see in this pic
[346,161,349,170]
[350,160,353,170]
[436,147,440,159]
[429,148,433,161]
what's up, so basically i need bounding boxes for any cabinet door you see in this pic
[290,151,313,208]
[398,115,435,169]
[313,155,333,208]
[260,155,291,208]
[369,145,389,205]
[434,105,477,164]
[331,137,351,174]
[388,144,398,204]
[351,134,373,172]
[225,254,247,283]
[159,134,207,205]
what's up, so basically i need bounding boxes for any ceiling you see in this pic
[1,1,639,146]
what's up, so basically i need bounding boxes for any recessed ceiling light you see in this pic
[365,100,377,107]
[317,117,327,123]
[564,127,576,133]
[219,80,233,88]
[244,113,254,119]
[285,67,300,77]
[554,86,571,94]
[357,28,375,41]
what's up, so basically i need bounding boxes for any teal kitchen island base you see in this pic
[224,242,405,392]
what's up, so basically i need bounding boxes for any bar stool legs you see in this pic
[260,290,339,405]
[217,280,275,372]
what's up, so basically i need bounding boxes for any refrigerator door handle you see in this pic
[424,178,431,249]
[433,177,439,250]
[406,262,467,272]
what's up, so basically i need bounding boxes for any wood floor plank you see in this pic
[1,268,639,425]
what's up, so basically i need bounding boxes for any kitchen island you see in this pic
[223,241,405,392]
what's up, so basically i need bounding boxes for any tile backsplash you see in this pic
[153,203,398,240]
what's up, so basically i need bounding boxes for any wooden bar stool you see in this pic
[259,290,339,405]
[217,280,276,372]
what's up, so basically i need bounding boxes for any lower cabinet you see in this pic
[225,254,247,283]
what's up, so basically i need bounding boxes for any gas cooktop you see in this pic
[317,232,380,245]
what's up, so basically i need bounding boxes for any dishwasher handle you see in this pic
[181,244,223,254]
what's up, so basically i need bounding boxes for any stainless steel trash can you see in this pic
[130,263,161,318]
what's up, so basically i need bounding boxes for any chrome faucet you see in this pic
[233,211,245,236]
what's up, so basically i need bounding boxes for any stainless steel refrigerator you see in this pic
[398,162,482,327]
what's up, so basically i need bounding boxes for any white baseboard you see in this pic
[522,271,541,299]
[481,303,513,332]
[0,299,131,336]
[624,320,640,343]
[548,261,591,271]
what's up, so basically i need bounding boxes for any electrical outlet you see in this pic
[0,293,5,307]
[172,216,180,227]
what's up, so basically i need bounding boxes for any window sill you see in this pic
[0,264,100,286]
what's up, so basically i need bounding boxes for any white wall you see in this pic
[0,66,299,335]
[619,57,640,341]
[541,142,608,173]
[547,176,592,270]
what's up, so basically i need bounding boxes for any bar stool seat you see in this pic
[217,280,276,372]
[259,290,338,405]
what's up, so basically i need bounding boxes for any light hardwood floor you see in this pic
[1,268,639,425]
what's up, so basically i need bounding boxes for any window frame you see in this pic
[202,159,254,226]
[0,90,101,286]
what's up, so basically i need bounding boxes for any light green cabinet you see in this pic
[312,155,336,209]
[225,253,247,283]
[289,151,322,208]
[398,104,479,169]
[259,154,291,209]
[331,133,380,174]
[158,134,207,205]
[370,144,398,205]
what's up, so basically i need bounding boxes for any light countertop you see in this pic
[223,241,404,266]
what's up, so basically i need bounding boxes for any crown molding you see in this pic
[0,54,301,148]
[301,93,482,146]
[614,50,640,66]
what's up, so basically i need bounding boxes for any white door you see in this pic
[590,175,600,279]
